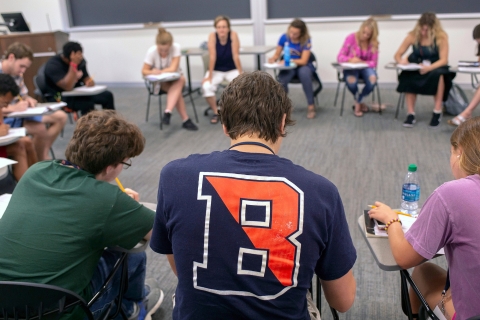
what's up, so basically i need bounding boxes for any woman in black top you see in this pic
[395,12,455,128]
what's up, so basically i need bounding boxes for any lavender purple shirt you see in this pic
[405,174,480,320]
[337,33,378,68]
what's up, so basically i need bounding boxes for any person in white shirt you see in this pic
[142,28,198,131]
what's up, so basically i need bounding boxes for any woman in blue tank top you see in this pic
[202,15,243,124]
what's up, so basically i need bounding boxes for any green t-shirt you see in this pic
[0,160,155,302]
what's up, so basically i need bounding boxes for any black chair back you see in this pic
[0,281,94,320]
[34,64,52,100]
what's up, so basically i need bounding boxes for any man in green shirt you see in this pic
[0,110,163,320]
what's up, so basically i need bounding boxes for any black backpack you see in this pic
[444,83,469,116]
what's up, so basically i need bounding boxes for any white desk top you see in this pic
[62,85,107,97]
[0,128,26,147]
[6,102,67,118]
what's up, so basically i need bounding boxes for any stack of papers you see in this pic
[145,72,181,82]
[340,62,369,69]
[458,61,480,67]
[8,102,67,118]
[458,67,480,73]
[397,63,422,71]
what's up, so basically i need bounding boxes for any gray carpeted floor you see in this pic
[50,83,477,320]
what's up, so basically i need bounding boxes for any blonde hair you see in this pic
[450,116,480,176]
[410,12,446,47]
[287,19,310,47]
[356,18,379,53]
[214,15,230,29]
[156,27,173,46]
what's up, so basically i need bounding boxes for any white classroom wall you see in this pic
[1,0,478,86]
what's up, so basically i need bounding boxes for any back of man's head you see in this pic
[0,74,20,97]
[62,41,83,58]
[5,42,33,61]
[219,71,294,144]
[65,110,145,175]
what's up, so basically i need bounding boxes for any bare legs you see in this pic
[6,137,38,181]
[24,111,67,160]
[409,263,455,320]
[458,85,480,119]
[406,75,444,115]
[160,76,189,121]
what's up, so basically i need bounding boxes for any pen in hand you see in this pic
[368,205,414,217]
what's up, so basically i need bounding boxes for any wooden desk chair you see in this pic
[0,281,94,320]
[332,63,382,116]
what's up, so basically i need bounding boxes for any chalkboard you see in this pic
[268,0,479,19]
[67,0,251,27]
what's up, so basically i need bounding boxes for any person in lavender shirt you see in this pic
[337,18,379,117]
[369,117,480,320]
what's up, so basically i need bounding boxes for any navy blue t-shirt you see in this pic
[151,150,356,320]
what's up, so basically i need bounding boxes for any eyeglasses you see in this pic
[121,159,132,169]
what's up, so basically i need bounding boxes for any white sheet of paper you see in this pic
[8,102,67,117]
[340,62,369,69]
[145,72,181,82]
[0,127,26,145]
[263,62,297,69]
[0,193,12,220]
[397,63,422,70]
[0,157,17,169]
[71,85,107,93]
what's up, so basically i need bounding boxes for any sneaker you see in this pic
[429,112,442,128]
[182,119,198,131]
[128,303,141,320]
[162,112,171,125]
[403,114,416,128]
[139,278,164,320]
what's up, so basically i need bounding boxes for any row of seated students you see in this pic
[0,71,479,320]
[0,41,117,182]
[143,13,480,129]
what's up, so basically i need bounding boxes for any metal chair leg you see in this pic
[146,93,151,122]
[377,84,382,115]
[334,81,341,107]
[395,93,404,119]
[188,92,199,123]
[158,95,163,130]
[340,84,347,116]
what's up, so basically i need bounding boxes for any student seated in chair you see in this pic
[337,18,379,117]
[142,27,198,131]
[0,42,67,160]
[269,19,317,119]
[44,41,115,116]
[0,74,37,181]
[0,110,163,320]
[151,71,357,319]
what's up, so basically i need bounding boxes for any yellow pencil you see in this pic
[115,177,125,192]
[368,205,414,217]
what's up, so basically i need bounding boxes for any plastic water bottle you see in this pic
[401,164,420,216]
[284,42,291,67]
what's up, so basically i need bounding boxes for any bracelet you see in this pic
[69,62,78,69]
[385,218,402,233]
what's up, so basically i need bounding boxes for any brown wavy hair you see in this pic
[65,110,145,175]
[4,42,33,61]
[214,15,230,29]
[410,12,446,47]
[219,71,295,143]
[356,18,379,53]
[450,116,480,176]
[288,19,310,47]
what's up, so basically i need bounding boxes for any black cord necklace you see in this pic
[228,141,275,155]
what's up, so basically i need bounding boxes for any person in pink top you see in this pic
[337,18,379,117]
[369,117,480,320]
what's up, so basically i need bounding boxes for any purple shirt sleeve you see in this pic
[404,189,453,259]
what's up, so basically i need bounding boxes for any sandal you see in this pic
[447,115,466,127]
[352,104,369,113]
[307,106,316,119]
[210,114,220,124]
[354,110,364,117]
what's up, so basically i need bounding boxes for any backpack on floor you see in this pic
[443,83,468,116]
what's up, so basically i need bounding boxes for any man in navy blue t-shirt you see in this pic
[151,71,357,319]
